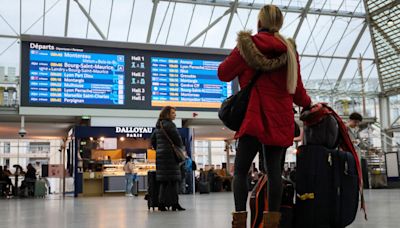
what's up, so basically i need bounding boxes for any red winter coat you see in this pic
[218,31,311,147]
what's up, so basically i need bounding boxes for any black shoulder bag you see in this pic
[160,121,187,164]
[218,71,262,131]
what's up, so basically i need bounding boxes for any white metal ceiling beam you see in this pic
[369,0,400,17]
[306,0,344,85]
[371,23,400,54]
[318,1,362,90]
[184,5,196,45]
[106,0,115,39]
[74,0,106,40]
[202,6,215,46]
[0,14,19,36]
[304,0,346,85]
[244,0,256,29]
[147,0,160,43]
[293,0,313,40]
[300,0,329,54]
[23,0,62,35]
[19,0,22,35]
[0,39,18,56]
[306,89,379,98]
[155,1,172,43]
[126,0,136,42]
[85,0,92,39]
[345,57,374,92]
[220,0,238,48]
[0,35,20,39]
[363,0,388,92]
[159,0,366,18]
[64,0,70,37]
[379,51,398,60]
[42,0,46,35]
[165,2,177,44]
[186,8,231,46]
[345,42,373,92]
[333,22,368,91]
[390,115,400,128]
[301,54,374,61]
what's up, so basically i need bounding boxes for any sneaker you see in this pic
[126,193,134,197]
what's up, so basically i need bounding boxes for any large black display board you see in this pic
[21,40,234,111]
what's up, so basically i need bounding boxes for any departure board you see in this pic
[28,47,125,105]
[21,39,235,111]
[151,57,232,108]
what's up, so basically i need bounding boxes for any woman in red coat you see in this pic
[218,5,311,228]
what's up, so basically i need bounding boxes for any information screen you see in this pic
[21,40,234,111]
[150,57,231,108]
[29,48,125,105]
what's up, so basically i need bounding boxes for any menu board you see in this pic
[21,40,235,111]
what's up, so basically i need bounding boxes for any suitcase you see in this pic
[213,179,223,192]
[249,175,295,228]
[34,179,47,198]
[280,178,295,228]
[131,180,138,196]
[146,171,159,210]
[333,147,359,227]
[146,171,176,210]
[250,175,268,228]
[198,181,210,194]
[295,145,359,228]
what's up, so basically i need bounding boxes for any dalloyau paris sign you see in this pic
[115,127,153,138]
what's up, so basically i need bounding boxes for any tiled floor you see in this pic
[0,189,399,228]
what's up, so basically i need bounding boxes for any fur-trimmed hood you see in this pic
[236,30,294,71]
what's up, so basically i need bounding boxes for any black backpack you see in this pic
[218,71,261,131]
[301,110,340,149]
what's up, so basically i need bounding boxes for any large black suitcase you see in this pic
[146,171,159,210]
[295,145,359,228]
[146,171,177,210]
[199,181,210,194]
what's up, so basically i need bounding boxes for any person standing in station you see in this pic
[124,156,136,197]
[151,106,186,211]
[218,4,312,228]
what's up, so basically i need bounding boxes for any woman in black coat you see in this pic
[151,106,185,211]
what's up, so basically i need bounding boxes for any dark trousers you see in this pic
[159,181,179,206]
[233,135,287,212]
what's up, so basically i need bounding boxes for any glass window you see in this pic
[4,142,10,153]
[29,142,50,154]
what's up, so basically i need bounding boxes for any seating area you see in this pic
[196,168,233,193]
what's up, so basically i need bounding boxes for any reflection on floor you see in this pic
[0,189,399,228]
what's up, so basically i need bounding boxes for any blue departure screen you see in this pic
[28,47,125,105]
[151,57,232,108]
[21,40,235,111]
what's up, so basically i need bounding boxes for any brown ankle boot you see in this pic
[263,211,281,228]
[232,211,247,228]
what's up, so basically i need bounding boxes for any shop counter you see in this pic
[103,174,148,193]
[82,172,103,196]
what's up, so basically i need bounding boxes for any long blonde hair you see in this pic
[258,5,298,94]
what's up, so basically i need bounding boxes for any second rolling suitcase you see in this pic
[295,145,359,228]
[146,171,159,210]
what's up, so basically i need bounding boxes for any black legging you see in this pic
[234,135,286,212]
[159,181,179,205]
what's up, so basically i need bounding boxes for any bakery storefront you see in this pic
[71,126,192,197]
